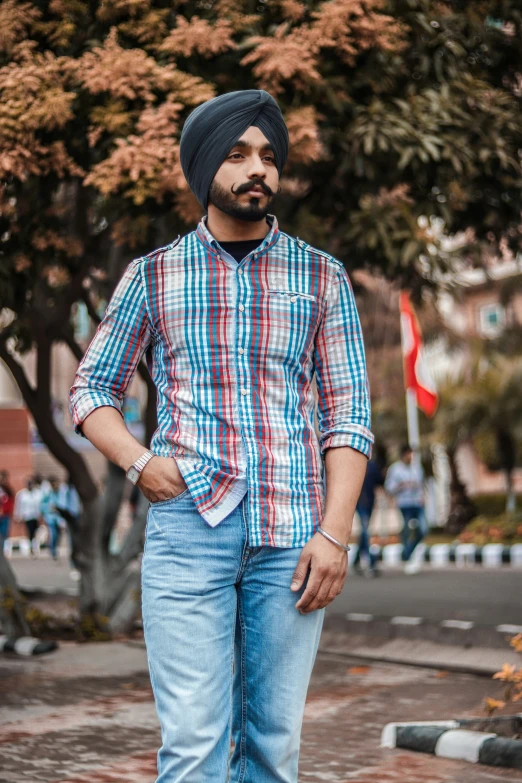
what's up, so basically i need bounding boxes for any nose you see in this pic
[246,153,267,180]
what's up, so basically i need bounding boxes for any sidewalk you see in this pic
[1,639,520,782]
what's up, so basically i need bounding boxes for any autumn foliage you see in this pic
[1,0,521,305]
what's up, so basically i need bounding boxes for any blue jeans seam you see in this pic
[226,597,238,783]
[237,591,248,783]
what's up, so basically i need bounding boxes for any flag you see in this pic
[399,291,438,417]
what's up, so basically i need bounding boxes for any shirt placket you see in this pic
[212,243,256,482]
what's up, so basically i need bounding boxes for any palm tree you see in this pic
[436,355,522,514]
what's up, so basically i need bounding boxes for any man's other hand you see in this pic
[138,456,188,503]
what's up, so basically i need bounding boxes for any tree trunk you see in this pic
[445,445,477,535]
[0,550,30,638]
[497,429,517,514]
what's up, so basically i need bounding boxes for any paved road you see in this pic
[1,640,519,782]
[10,555,522,627]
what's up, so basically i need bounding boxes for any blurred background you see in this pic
[0,1,521,781]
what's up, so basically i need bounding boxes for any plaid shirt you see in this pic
[70,216,373,547]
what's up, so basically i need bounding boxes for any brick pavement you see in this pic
[1,641,521,782]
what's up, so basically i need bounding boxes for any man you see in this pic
[56,475,82,577]
[14,477,41,554]
[70,89,373,783]
[353,458,385,577]
[40,476,66,561]
[384,444,427,574]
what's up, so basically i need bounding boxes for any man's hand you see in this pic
[138,456,188,503]
[291,533,348,614]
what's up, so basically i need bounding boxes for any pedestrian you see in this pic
[14,477,41,554]
[352,458,385,577]
[33,473,51,507]
[384,444,427,574]
[70,89,374,783]
[41,476,66,560]
[0,470,15,545]
[56,475,82,576]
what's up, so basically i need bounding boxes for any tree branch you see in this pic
[0,336,98,502]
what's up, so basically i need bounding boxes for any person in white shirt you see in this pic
[14,477,41,552]
[384,444,427,574]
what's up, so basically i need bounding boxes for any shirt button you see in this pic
[238,268,244,275]
[238,348,245,355]
[239,304,245,312]
[241,388,248,395]
[290,296,297,303]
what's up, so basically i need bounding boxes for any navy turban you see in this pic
[180,90,289,209]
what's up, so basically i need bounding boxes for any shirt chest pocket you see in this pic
[253,289,322,366]
[264,289,317,303]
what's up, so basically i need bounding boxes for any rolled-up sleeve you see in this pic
[69,259,152,437]
[313,263,374,458]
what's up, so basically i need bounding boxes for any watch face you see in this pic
[127,466,140,484]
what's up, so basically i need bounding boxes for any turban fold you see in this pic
[180,90,289,209]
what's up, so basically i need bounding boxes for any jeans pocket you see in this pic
[149,488,191,508]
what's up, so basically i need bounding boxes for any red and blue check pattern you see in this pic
[70,216,373,547]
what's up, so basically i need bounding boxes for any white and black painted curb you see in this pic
[371,541,522,568]
[381,721,522,770]
[0,635,58,656]
[5,538,522,568]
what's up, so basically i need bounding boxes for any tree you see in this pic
[0,0,521,633]
[436,354,522,515]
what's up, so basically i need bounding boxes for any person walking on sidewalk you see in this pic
[385,444,427,574]
[70,89,373,783]
[41,477,66,561]
[14,477,41,554]
[353,458,385,577]
[0,470,15,545]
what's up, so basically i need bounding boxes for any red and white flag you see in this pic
[399,291,438,418]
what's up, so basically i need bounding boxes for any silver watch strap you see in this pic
[133,450,155,474]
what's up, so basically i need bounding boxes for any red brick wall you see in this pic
[0,408,33,537]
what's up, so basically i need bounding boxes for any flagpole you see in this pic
[406,388,421,470]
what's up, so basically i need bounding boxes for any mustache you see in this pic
[231,179,273,197]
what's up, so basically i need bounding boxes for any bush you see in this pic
[458,512,522,546]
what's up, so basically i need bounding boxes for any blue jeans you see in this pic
[0,515,9,544]
[142,489,325,783]
[44,514,61,558]
[353,506,376,569]
[399,506,428,562]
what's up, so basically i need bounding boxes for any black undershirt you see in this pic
[219,239,263,263]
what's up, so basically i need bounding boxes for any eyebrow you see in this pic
[230,140,275,154]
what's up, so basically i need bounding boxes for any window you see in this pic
[478,302,504,337]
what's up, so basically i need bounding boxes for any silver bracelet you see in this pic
[317,526,351,552]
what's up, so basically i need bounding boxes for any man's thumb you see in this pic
[291,555,310,591]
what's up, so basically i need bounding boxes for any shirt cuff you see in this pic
[70,394,123,438]
[320,429,374,458]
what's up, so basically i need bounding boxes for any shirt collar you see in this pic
[196,214,280,256]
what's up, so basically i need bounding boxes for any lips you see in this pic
[246,188,265,197]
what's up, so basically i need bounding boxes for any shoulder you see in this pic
[133,231,194,269]
[279,232,343,272]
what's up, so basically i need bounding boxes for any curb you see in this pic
[323,612,522,650]
[5,539,522,567]
[19,584,78,598]
[381,721,522,770]
[371,542,522,568]
[0,635,59,656]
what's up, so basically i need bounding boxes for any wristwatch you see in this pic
[126,450,155,485]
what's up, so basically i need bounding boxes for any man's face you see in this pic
[208,126,279,222]
[402,450,413,464]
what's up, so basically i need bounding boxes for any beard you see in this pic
[208,179,275,222]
